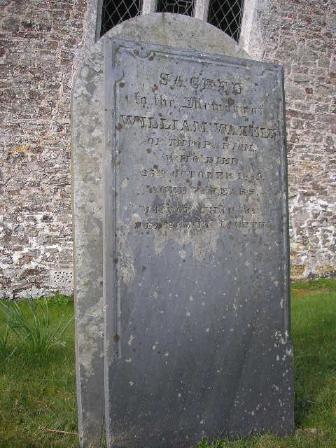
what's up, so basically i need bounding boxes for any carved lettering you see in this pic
[119,114,278,139]
[159,72,243,94]
[114,53,281,235]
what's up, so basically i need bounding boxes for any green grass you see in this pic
[0,280,335,447]
[0,295,76,448]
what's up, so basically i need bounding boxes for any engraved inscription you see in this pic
[113,46,281,234]
[119,115,278,139]
[159,72,243,94]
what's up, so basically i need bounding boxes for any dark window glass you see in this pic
[208,0,244,41]
[100,0,244,41]
[156,0,194,16]
[100,0,142,36]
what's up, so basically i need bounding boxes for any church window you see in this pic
[156,0,194,16]
[100,0,244,42]
[100,0,143,36]
[208,0,244,41]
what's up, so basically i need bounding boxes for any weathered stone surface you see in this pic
[2,0,335,299]
[241,0,336,279]
[103,38,293,447]
[72,45,105,448]
[0,0,89,298]
[72,13,250,448]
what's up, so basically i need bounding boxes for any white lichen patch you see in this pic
[77,296,104,376]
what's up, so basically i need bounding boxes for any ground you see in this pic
[0,279,335,447]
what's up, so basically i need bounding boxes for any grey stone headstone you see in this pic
[72,13,251,448]
[103,38,293,447]
[72,13,293,448]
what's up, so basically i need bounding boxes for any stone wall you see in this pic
[1,0,335,297]
[0,0,88,298]
[241,0,336,279]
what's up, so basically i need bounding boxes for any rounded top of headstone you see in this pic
[101,13,249,59]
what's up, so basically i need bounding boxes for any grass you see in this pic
[0,295,76,448]
[0,298,72,357]
[0,281,335,447]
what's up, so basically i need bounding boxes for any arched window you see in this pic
[100,0,244,42]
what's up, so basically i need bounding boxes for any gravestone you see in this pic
[72,13,294,448]
[104,38,293,448]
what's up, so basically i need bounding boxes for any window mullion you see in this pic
[193,0,209,21]
[142,0,157,14]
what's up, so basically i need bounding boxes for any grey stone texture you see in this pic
[1,0,335,289]
[103,38,293,447]
[241,0,336,279]
[72,14,250,447]
[72,40,105,448]
[0,0,88,298]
